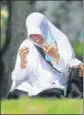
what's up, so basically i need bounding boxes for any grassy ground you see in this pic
[1,97,83,114]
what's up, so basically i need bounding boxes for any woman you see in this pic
[8,12,83,98]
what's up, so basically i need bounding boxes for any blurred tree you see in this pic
[1,1,11,98]
[1,0,35,98]
[35,1,83,41]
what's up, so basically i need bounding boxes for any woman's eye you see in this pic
[32,37,37,40]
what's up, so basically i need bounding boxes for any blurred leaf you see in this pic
[72,41,83,57]
[1,8,8,50]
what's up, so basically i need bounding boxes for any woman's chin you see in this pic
[38,41,44,45]
[33,42,42,48]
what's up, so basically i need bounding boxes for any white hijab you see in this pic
[26,12,77,65]
[15,12,82,93]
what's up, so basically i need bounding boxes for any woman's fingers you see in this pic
[43,46,53,55]
[79,64,84,77]
[43,44,53,53]
[19,50,29,58]
[79,64,83,70]
[21,48,29,55]
[19,47,29,58]
[42,47,47,53]
[19,47,29,69]
[43,43,51,51]
[43,42,50,50]
[43,43,57,52]
[20,47,29,53]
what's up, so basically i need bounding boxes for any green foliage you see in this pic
[1,8,8,27]
[1,16,7,27]
[1,97,83,114]
[72,41,83,57]
[1,8,8,49]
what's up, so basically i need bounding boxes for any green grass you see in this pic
[1,97,83,114]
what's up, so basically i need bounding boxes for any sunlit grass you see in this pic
[1,97,83,114]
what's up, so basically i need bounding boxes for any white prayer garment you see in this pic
[9,12,82,97]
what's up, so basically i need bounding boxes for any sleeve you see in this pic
[53,36,75,73]
[54,36,83,72]
[9,42,29,92]
[47,20,83,73]
[67,58,83,67]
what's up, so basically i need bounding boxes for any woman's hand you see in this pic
[70,64,84,77]
[42,43,60,64]
[79,64,84,77]
[19,47,29,69]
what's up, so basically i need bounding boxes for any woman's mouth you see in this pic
[36,39,41,43]
[30,36,44,44]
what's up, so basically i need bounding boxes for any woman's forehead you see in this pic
[30,34,43,38]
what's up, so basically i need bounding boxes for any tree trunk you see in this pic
[1,1,34,98]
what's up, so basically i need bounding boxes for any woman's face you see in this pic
[30,34,44,45]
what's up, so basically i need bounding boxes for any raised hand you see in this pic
[19,47,29,69]
[42,43,60,64]
[79,64,84,77]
